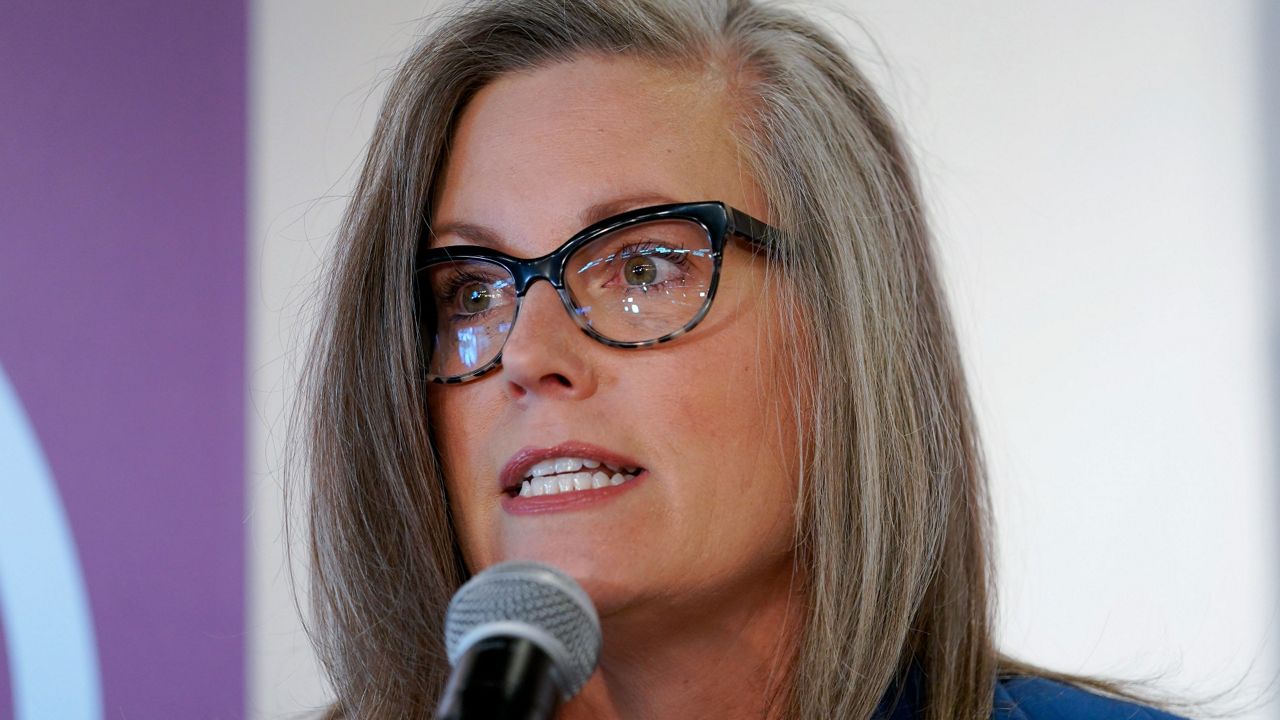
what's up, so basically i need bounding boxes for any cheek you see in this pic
[427,384,500,467]
[702,306,804,539]
[425,389,462,479]
[656,325,795,505]
[626,352,757,464]
[425,387,496,565]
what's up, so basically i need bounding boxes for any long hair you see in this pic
[294,1,1175,717]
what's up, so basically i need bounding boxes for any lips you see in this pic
[500,442,646,496]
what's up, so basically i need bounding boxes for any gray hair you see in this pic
[294,1,1173,717]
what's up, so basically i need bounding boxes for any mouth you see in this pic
[501,443,646,499]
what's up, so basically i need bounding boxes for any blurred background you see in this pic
[0,1,1275,718]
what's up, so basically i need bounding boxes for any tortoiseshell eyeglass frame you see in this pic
[415,200,780,384]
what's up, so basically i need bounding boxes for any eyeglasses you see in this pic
[415,200,779,384]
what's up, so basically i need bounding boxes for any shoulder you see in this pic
[993,675,1188,720]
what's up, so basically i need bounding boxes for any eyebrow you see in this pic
[428,192,680,250]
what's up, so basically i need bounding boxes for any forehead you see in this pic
[429,55,760,252]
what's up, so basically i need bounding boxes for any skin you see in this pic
[426,54,804,719]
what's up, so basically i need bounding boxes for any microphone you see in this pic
[437,561,602,720]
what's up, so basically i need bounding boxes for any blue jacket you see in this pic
[876,665,1188,719]
[991,676,1186,720]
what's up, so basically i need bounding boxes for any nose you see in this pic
[499,281,598,402]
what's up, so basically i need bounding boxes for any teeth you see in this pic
[529,459,559,478]
[513,466,641,498]
[526,456,639,479]
[529,456,594,478]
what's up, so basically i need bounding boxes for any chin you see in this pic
[496,542,642,616]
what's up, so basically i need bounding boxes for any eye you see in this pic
[612,244,688,289]
[430,266,514,321]
[458,281,493,314]
[622,255,659,286]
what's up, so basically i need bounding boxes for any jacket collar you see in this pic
[874,659,925,719]
[873,661,1033,720]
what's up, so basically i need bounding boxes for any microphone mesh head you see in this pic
[444,561,601,697]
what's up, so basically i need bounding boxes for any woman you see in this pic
[298,0,1192,717]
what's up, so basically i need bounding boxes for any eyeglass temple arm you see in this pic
[727,207,781,251]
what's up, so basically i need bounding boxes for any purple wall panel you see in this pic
[0,621,9,720]
[0,1,246,718]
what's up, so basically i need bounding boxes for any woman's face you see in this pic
[426,55,801,616]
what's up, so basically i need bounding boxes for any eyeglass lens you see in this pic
[423,218,715,379]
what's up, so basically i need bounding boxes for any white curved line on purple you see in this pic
[0,363,102,720]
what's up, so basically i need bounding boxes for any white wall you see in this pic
[247,1,1278,717]
[850,0,1276,702]
[247,3,444,717]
